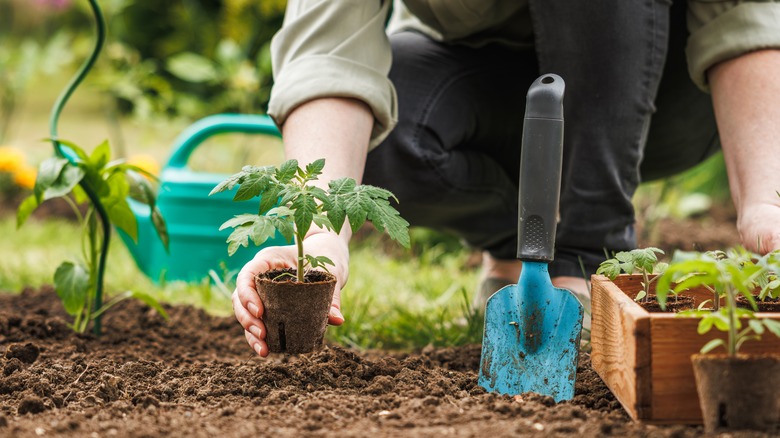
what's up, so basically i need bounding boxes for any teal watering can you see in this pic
[119,113,288,283]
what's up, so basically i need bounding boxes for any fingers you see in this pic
[327,288,345,326]
[244,329,268,357]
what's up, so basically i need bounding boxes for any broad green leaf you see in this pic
[271,216,294,242]
[276,159,298,182]
[234,172,271,201]
[127,172,157,207]
[619,261,636,274]
[344,192,369,233]
[304,159,325,180]
[763,319,780,338]
[312,213,333,232]
[292,193,317,238]
[226,225,253,256]
[48,138,89,161]
[596,259,622,280]
[328,177,356,195]
[325,198,347,234]
[167,52,219,82]
[16,195,39,228]
[219,214,259,231]
[634,290,647,302]
[106,197,138,241]
[42,164,85,201]
[363,196,410,248]
[34,156,69,200]
[258,186,280,215]
[614,251,632,263]
[267,206,294,218]
[697,315,715,335]
[89,140,111,169]
[54,261,89,316]
[748,319,765,335]
[211,170,246,195]
[249,217,277,246]
[700,338,726,354]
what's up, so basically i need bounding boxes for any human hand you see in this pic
[737,201,780,254]
[233,231,350,357]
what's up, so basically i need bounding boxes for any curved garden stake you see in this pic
[49,0,108,336]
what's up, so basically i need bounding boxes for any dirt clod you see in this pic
[4,343,40,364]
[17,396,46,415]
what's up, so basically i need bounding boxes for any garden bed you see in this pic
[0,287,756,438]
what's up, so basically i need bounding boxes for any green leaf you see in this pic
[304,159,325,180]
[53,261,89,316]
[305,254,334,271]
[16,195,39,228]
[328,177,357,195]
[697,315,715,335]
[276,159,298,183]
[130,291,170,320]
[748,319,765,335]
[89,140,111,169]
[763,319,780,338]
[363,196,410,247]
[34,157,69,200]
[42,164,85,201]
[107,197,138,241]
[48,138,89,161]
[700,338,726,354]
[596,259,622,280]
[219,214,258,231]
[127,172,156,207]
[634,290,647,302]
[271,216,294,242]
[225,225,253,256]
[249,217,277,247]
[167,52,219,82]
[312,213,333,232]
[292,193,317,238]
[233,171,271,201]
[258,186,280,215]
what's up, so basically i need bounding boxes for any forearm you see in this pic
[282,97,374,245]
[709,49,780,251]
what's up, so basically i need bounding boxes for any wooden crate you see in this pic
[590,274,780,424]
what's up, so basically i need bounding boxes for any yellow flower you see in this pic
[0,146,26,172]
[13,166,37,190]
[127,154,161,178]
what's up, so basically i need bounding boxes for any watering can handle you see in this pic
[165,113,281,169]
[517,74,565,263]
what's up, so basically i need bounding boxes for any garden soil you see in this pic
[1,286,774,438]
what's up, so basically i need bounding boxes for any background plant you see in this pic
[657,248,780,355]
[597,247,668,302]
[16,139,169,333]
[211,158,411,283]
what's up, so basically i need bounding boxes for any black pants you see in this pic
[364,1,720,277]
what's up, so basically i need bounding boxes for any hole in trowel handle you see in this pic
[541,76,555,84]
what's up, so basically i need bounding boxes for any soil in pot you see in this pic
[736,295,780,312]
[691,353,780,434]
[255,268,336,354]
[636,295,695,313]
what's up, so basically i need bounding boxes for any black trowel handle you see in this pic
[517,74,565,263]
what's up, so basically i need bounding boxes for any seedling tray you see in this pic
[590,274,780,424]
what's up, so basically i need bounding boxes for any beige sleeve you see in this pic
[267,0,397,149]
[687,1,780,92]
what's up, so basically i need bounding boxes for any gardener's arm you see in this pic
[708,49,780,253]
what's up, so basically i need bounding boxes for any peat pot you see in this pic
[590,274,780,424]
[691,354,780,433]
[255,269,336,354]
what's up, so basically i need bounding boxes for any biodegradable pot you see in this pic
[255,269,336,354]
[691,354,780,433]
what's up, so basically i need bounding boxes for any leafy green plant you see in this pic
[597,247,668,302]
[16,139,169,333]
[657,248,780,356]
[211,158,411,283]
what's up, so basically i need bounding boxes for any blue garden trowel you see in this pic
[478,74,583,402]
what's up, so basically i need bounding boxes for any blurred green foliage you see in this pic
[2,0,287,122]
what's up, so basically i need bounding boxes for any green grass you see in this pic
[1,212,483,350]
